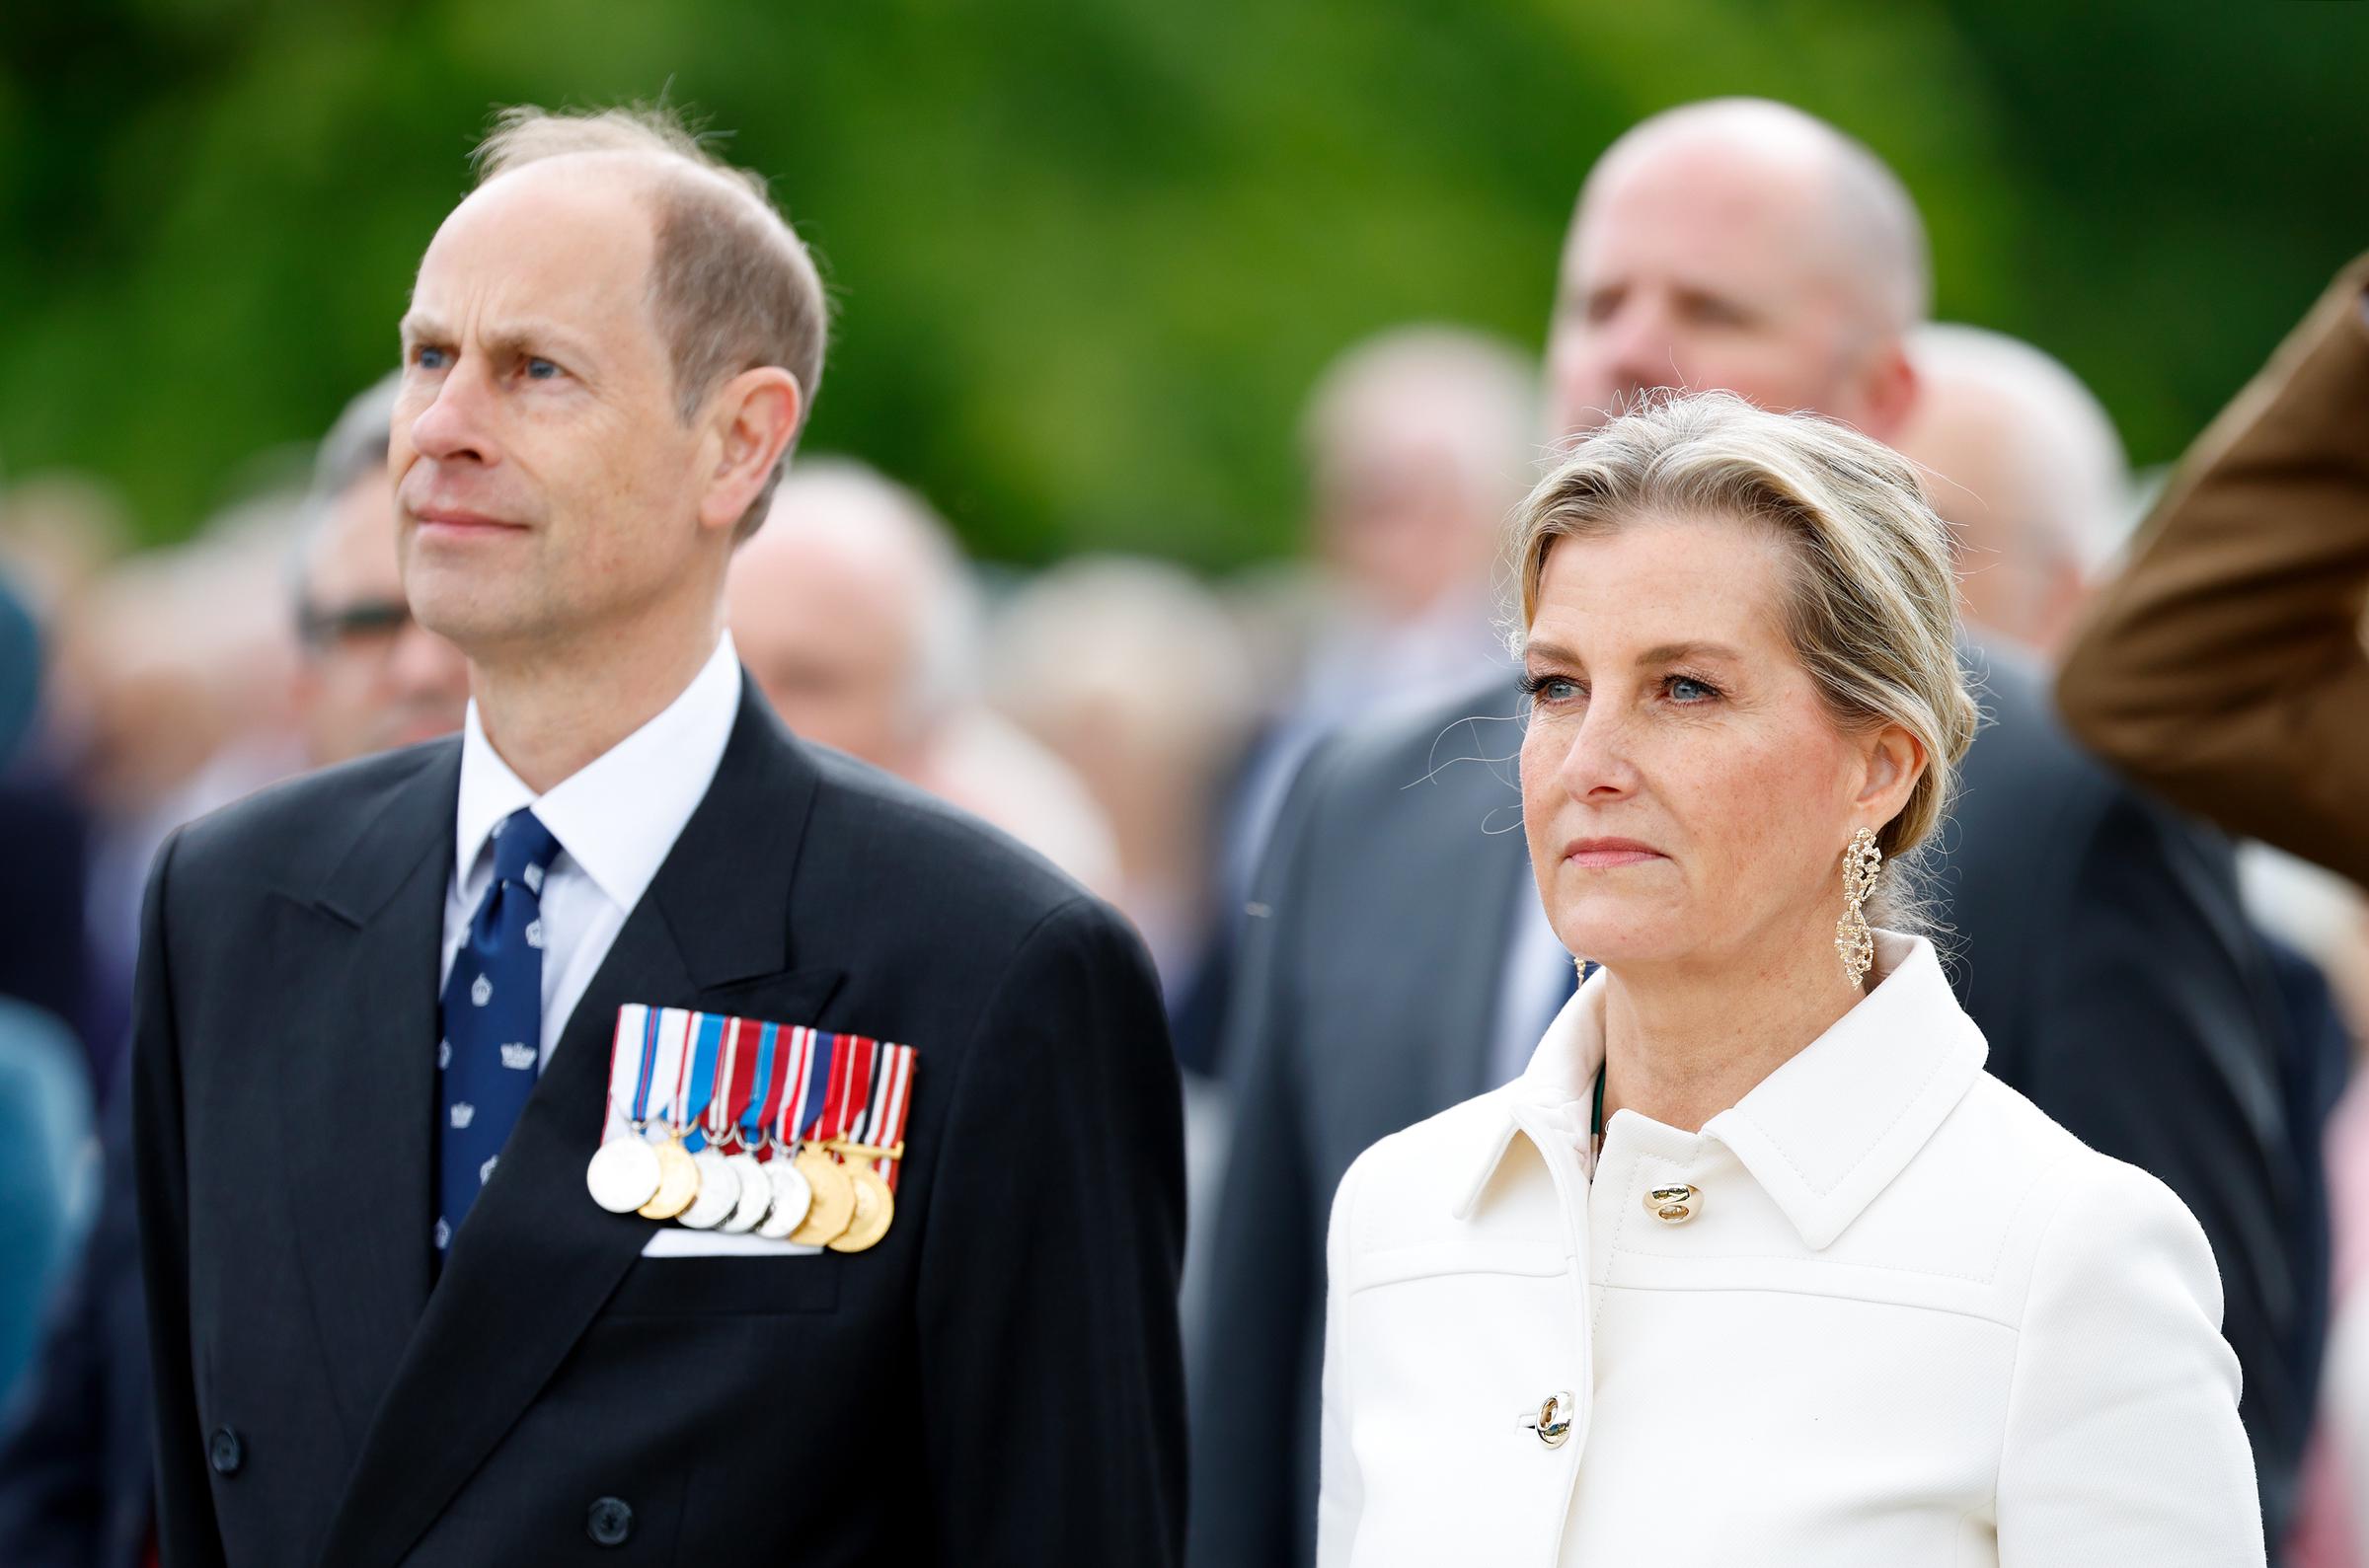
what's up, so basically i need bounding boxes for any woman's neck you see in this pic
[1597,921,1869,1134]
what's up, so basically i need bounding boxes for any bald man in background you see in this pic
[1895,323,2131,656]
[726,459,1118,893]
[1190,98,2307,1565]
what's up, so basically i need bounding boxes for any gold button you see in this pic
[1519,1389,1575,1449]
[1645,1183,1700,1224]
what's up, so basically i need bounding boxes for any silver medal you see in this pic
[585,1136,663,1215]
[756,1159,814,1239]
[719,1152,773,1232]
[677,1147,742,1230]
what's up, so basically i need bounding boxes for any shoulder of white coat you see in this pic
[1328,1085,1531,1260]
[1857,1072,2215,1319]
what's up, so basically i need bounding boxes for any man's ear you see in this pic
[1854,341,1919,445]
[698,368,802,535]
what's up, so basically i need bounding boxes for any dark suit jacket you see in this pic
[134,682,1186,1568]
[1188,645,2310,1567]
[0,1083,153,1568]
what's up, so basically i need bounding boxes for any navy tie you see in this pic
[435,806,561,1254]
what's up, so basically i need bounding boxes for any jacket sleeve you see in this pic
[1312,1152,1367,1568]
[1185,740,1337,1568]
[2056,255,2369,885]
[913,894,1186,1566]
[1997,1155,2263,1564]
[130,830,229,1568]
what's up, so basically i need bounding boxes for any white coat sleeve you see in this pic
[1996,1154,2264,1565]
[1314,1152,1369,1568]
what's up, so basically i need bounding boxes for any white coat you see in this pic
[1316,933,2264,1566]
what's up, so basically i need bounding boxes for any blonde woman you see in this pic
[1315,393,2261,1565]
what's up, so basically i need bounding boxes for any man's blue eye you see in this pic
[525,357,560,380]
[415,346,450,371]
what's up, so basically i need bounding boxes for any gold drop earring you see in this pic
[1834,827,1880,988]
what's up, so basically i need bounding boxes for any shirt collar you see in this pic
[454,632,744,913]
[1456,931,1989,1250]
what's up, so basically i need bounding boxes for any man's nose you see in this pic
[405,365,496,466]
[1601,298,1687,400]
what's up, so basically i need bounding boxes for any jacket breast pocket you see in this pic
[603,1255,842,1317]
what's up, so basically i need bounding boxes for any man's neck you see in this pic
[468,607,724,794]
[1597,920,1866,1135]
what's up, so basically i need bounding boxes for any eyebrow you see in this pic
[398,312,599,367]
[1522,638,1743,667]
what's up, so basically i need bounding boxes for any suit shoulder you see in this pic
[164,739,456,890]
[800,741,1087,936]
[1313,673,1526,805]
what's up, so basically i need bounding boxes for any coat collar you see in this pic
[1455,932,1989,1251]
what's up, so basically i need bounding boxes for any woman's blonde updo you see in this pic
[1510,391,1980,928]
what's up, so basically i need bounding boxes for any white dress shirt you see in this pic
[439,633,742,1069]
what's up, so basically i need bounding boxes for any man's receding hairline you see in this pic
[472,145,784,249]
[1576,99,1930,333]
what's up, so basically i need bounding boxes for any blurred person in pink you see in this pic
[726,458,1117,892]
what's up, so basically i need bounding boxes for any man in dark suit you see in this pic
[134,106,1184,1566]
[1189,99,2308,1565]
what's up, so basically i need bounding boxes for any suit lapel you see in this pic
[319,684,844,1568]
[278,742,458,1448]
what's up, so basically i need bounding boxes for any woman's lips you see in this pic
[1563,838,1665,868]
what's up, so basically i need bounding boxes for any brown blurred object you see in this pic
[1895,324,2130,658]
[728,460,1118,893]
[2057,254,2369,887]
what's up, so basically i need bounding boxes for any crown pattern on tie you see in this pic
[435,806,561,1258]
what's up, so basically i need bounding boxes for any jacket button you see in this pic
[586,1496,634,1547]
[1519,1389,1575,1449]
[1645,1183,1701,1224]
[206,1426,244,1475]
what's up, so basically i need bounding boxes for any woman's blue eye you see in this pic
[1532,676,1581,703]
[1668,676,1718,703]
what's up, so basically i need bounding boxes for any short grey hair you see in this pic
[291,372,404,622]
[1512,391,1978,928]
[473,103,831,539]
[1906,322,2131,575]
[1300,325,1541,508]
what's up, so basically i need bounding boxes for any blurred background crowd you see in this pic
[4,2,2369,1564]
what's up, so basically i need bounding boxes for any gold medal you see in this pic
[638,1136,700,1220]
[787,1145,856,1244]
[827,1157,895,1252]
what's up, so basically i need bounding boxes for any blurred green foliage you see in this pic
[0,0,2361,567]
